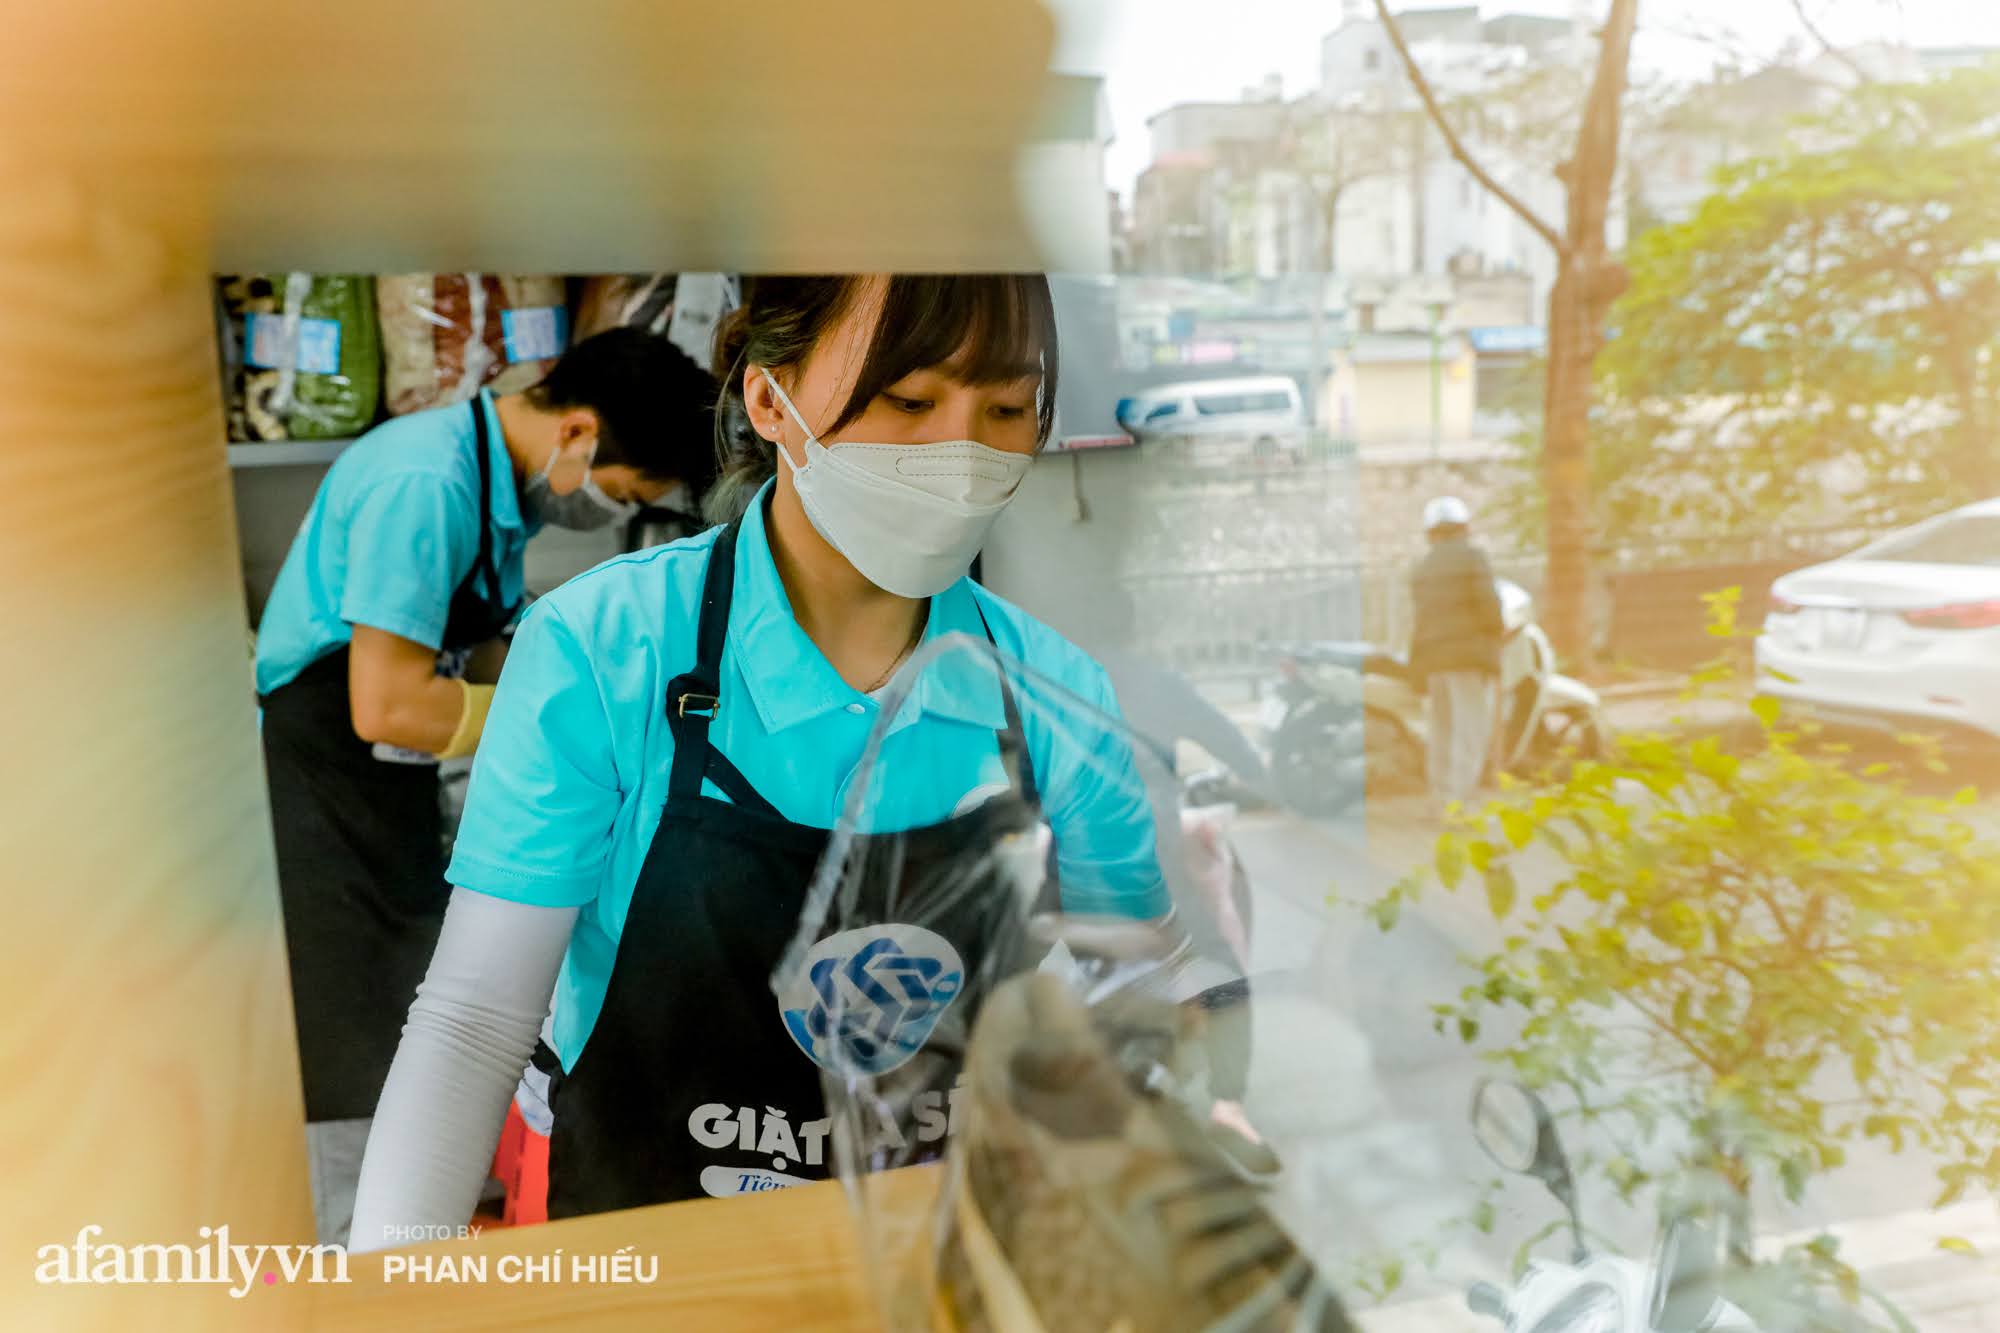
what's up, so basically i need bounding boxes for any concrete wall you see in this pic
[982,446,1151,653]
[1017,141,1115,272]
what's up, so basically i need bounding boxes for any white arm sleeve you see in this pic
[348,886,578,1254]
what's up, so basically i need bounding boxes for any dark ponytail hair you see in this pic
[703,275,1060,524]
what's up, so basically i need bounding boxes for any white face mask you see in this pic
[762,370,1033,598]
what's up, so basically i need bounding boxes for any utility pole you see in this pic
[1429,298,1444,458]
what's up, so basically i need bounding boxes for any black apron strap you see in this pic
[443,395,521,650]
[664,510,744,800]
[467,397,499,608]
[972,600,1041,811]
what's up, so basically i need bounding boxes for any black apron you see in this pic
[260,399,521,1123]
[540,512,1043,1217]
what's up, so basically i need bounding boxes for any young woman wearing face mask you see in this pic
[348,275,1172,1246]
[254,328,695,1238]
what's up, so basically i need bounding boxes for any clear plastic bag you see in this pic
[773,632,1353,1332]
[376,273,567,415]
[571,273,678,340]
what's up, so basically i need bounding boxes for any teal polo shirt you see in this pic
[254,391,532,695]
[448,483,1169,1069]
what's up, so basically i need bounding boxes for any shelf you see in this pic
[227,438,356,469]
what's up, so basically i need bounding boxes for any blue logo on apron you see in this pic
[778,926,965,1075]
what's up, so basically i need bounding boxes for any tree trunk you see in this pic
[1371,0,1638,667]
[1542,261,1598,668]
[1538,0,1640,669]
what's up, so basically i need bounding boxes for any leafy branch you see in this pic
[1369,0,1561,250]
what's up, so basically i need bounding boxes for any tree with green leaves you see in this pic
[1360,589,2000,1318]
[1597,65,2000,542]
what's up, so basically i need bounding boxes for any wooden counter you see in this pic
[316,1168,940,1331]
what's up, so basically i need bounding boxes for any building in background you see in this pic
[1919,44,2000,74]
[1628,42,1998,231]
[1626,65,1825,229]
[1129,81,1292,275]
[1323,331,1477,449]
[1116,5,1997,453]
[1019,72,1117,271]
[1316,0,1596,314]
[1125,3,1604,318]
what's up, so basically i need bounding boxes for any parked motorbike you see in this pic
[1467,1078,1756,1333]
[1261,580,1606,815]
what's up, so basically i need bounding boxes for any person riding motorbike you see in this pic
[1409,497,1504,813]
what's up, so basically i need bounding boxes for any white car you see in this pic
[1114,375,1307,464]
[1756,499,2000,741]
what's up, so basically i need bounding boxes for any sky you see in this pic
[1043,0,2000,199]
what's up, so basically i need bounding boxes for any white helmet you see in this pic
[1423,495,1472,531]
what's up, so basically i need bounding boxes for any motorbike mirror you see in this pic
[1472,1078,1590,1262]
[1470,1077,1546,1175]
[1466,1282,1508,1320]
[1649,1215,1728,1333]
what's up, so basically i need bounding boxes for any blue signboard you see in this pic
[1466,325,1546,355]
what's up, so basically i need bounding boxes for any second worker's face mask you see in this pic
[523,440,639,531]
[761,368,1033,599]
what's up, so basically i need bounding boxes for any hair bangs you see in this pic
[833,275,1059,443]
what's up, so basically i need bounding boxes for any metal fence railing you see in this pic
[1118,443,1905,690]
[1121,529,1896,690]
[1124,560,1366,687]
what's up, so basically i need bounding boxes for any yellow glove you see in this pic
[436,680,496,760]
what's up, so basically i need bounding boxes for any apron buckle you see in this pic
[676,692,719,720]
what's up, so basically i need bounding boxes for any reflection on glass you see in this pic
[1015,0,2000,1321]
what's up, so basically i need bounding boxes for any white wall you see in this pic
[1321,20,1404,100]
[1147,101,1285,161]
[1018,141,1115,272]
[1334,172,1413,275]
[981,447,1150,649]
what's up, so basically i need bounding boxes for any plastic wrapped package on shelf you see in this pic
[216,273,382,441]
[377,273,568,415]
[570,273,739,371]
[571,274,677,340]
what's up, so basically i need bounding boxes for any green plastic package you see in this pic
[222,273,382,441]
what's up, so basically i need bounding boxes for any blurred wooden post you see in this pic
[0,1,1055,1326]
[0,155,316,1329]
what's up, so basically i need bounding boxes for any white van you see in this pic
[1115,375,1307,463]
